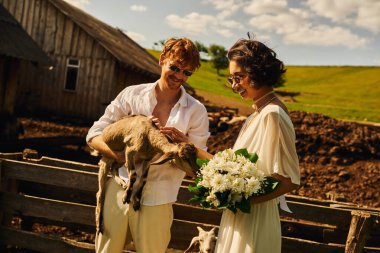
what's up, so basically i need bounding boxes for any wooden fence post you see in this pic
[345,210,371,253]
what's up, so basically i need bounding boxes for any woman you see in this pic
[196,37,300,252]
[157,36,300,252]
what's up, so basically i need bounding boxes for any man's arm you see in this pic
[88,135,125,162]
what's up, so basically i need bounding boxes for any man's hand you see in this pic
[88,135,126,162]
[160,126,188,143]
[149,116,188,143]
[113,151,126,163]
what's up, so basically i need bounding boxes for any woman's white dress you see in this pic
[214,105,300,253]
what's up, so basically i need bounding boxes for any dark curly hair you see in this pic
[227,36,286,88]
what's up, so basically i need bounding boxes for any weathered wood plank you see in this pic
[281,201,352,230]
[346,211,372,253]
[0,226,94,253]
[26,156,98,172]
[54,10,65,54]
[0,191,95,226]
[18,181,96,205]
[1,159,98,192]
[173,203,221,226]
[0,152,22,160]
[282,236,345,253]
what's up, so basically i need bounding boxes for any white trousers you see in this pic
[95,178,173,253]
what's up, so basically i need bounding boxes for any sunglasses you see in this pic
[169,64,193,77]
[227,74,247,86]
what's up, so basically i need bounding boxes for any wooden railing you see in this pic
[0,152,379,253]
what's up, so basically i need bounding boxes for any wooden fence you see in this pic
[0,151,379,253]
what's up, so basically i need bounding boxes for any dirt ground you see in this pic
[2,96,379,252]
[10,106,379,208]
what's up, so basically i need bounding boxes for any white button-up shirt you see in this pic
[87,82,210,205]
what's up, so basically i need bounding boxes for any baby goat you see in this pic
[185,226,218,253]
[95,115,198,234]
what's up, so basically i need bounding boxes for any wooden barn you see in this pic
[0,4,50,140]
[0,0,160,120]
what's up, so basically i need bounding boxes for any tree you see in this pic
[194,41,208,54]
[153,39,166,50]
[208,44,228,75]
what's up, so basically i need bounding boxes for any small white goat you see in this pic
[95,115,199,234]
[185,226,218,253]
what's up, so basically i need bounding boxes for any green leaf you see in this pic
[248,152,258,163]
[234,148,249,158]
[189,196,202,203]
[188,184,199,193]
[194,176,203,185]
[227,206,237,213]
[201,202,211,209]
[196,158,209,167]
[237,197,251,213]
[271,181,279,190]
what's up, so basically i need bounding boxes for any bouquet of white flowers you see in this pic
[188,148,279,213]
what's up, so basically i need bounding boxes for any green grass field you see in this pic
[148,50,380,123]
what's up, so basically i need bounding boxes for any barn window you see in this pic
[64,58,80,91]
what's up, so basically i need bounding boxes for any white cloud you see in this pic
[244,0,288,15]
[245,0,369,49]
[355,1,380,33]
[166,13,216,35]
[165,0,246,40]
[284,25,368,49]
[124,31,146,42]
[130,5,147,12]
[63,0,90,9]
[202,0,245,19]
[306,0,380,33]
[306,0,357,22]
[249,10,307,34]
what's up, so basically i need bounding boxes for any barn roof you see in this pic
[48,0,160,78]
[0,4,51,64]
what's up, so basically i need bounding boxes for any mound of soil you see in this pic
[208,111,380,208]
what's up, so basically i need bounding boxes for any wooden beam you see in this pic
[0,191,95,226]
[0,225,94,253]
[345,211,372,253]
[1,159,98,192]
[282,236,345,253]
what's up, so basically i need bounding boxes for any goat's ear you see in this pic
[150,152,175,165]
[184,236,200,253]
[123,136,132,144]
[197,226,205,233]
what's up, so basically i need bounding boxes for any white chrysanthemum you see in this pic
[245,177,262,196]
[230,192,243,204]
[210,173,228,192]
[196,148,271,211]
[231,177,245,193]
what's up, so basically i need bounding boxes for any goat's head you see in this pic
[150,143,198,177]
[184,226,217,253]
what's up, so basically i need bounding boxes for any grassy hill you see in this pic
[148,49,380,123]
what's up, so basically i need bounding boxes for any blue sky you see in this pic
[65,0,380,66]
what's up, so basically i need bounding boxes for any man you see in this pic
[86,37,210,253]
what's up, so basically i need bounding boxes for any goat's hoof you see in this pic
[133,203,140,211]
[122,195,129,204]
